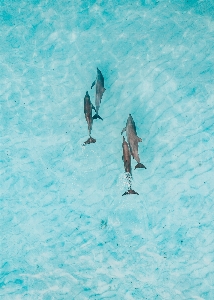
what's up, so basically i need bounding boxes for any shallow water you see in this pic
[1,0,214,299]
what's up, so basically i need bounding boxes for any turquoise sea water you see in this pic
[1,0,214,299]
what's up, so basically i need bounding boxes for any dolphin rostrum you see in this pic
[122,136,139,196]
[91,68,105,120]
[83,91,96,145]
[121,114,146,170]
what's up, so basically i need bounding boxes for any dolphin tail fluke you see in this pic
[93,114,103,120]
[83,136,96,145]
[122,189,139,196]
[135,163,146,169]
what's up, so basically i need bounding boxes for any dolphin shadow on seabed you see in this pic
[83,91,96,146]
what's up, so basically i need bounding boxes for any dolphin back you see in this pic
[97,68,104,86]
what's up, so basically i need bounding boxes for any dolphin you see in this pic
[83,91,96,145]
[121,114,146,170]
[122,136,139,196]
[91,68,105,120]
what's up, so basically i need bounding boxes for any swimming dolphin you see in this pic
[83,91,96,145]
[91,68,105,120]
[121,114,146,170]
[122,136,139,196]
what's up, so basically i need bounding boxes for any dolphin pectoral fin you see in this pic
[122,155,123,161]
[93,114,103,120]
[122,189,139,196]
[135,163,146,169]
[91,80,96,89]
[137,137,142,142]
[102,87,106,93]
[121,127,126,135]
[92,104,96,111]
[83,137,96,145]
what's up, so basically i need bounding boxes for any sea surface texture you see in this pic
[1,0,214,299]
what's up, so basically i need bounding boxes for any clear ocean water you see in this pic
[1,0,214,299]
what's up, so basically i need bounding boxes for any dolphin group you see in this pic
[82,68,146,195]
[121,114,146,196]
[83,68,105,145]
